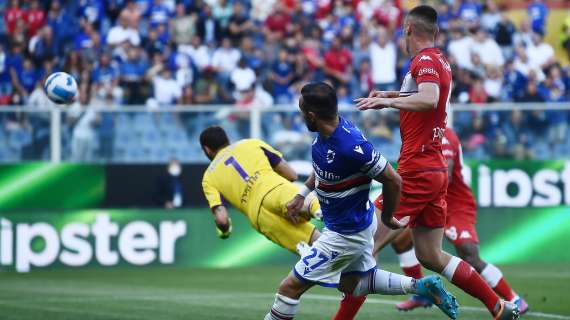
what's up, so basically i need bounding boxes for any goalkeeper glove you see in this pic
[216,218,232,239]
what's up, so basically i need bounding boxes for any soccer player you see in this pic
[200,126,320,253]
[390,127,529,314]
[356,5,519,319]
[264,82,458,320]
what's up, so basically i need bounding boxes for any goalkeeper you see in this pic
[200,126,321,252]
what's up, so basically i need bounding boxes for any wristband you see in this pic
[298,185,311,197]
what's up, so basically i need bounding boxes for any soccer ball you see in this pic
[44,72,78,105]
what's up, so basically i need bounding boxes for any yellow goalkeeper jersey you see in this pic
[201,139,290,219]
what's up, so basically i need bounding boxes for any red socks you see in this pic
[443,257,500,313]
[332,294,367,320]
[493,278,517,301]
[402,264,423,280]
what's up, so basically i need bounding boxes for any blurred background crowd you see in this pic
[0,0,569,163]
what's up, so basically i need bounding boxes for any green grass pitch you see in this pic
[1,264,569,319]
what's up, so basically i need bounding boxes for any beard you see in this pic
[305,119,317,132]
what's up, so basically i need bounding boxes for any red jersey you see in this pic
[24,9,45,37]
[442,127,476,213]
[398,47,452,174]
[5,7,24,34]
[324,48,352,73]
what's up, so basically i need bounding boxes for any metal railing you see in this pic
[0,102,568,163]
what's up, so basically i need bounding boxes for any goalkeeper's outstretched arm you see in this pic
[211,205,232,239]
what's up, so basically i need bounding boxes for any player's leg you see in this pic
[257,207,319,254]
[391,229,432,311]
[412,226,518,318]
[454,242,529,314]
[265,273,313,320]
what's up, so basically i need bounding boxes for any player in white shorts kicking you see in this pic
[263,82,459,320]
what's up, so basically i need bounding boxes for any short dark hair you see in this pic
[407,5,438,37]
[300,82,338,120]
[199,126,230,151]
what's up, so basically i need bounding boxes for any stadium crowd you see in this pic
[0,0,569,162]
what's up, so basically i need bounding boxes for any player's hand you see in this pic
[286,194,305,224]
[368,90,389,98]
[354,97,393,110]
[382,215,410,230]
[216,218,232,239]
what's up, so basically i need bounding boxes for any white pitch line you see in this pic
[302,293,570,320]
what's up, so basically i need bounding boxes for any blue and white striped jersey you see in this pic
[312,117,388,234]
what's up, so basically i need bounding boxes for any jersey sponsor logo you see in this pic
[459,230,472,239]
[313,162,341,181]
[432,127,445,141]
[354,145,364,154]
[419,55,432,61]
[445,226,458,241]
[418,67,439,77]
[326,149,335,163]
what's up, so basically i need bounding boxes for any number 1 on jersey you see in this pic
[224,156,250,181]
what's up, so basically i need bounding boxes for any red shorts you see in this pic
[374,171,447,228]
[444,205,479,245]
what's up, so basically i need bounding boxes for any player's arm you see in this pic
[372,164,405,229]
[368,90,401,98]
[285,172,315,224]
[356,82,439,112]
[259,141,298,181]
[211,205,232,239]
[273,160,298,182]
[202,176,232,239]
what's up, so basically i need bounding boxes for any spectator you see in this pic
[456,0,482,28]
[46,0,79,52]
[194,68,223,104]
[370,27,396,90]
[481,1,501,33]
[0,44,12,105]
[513,19,533,48]
[92,52,122,104]
[469,77,488,103]
[170,3,195,45]
[75,22,101,64]
[196,5,222,44]
[514,45,545,81]
[119,47,148,105]
[518,81,545,102]
[179,35,211,72]
[526,31,555,70]
[324,37,352,87]
[494,14,516,60]
[484,66,503,102]
[29,25,57,67]
[152,68,182,106]
[4,0,24,35]
[154,158,184,209]
[354,59,373,98]
[264,2,291,41]
[78,0,104,29]
[230,58,256,97]
[502,110,532,156]
[503,59,527,101]
[471,28,505,67]
[352,31,371,70]
[269,49,293,103]
[148,0,173,28]
[528,0,548,34]
[213,0,233,31]
[211,37,241,87]
[121,0,143,29]
[107,12,141,47]
[448,28,474,71]
[227,2,254,45]
[13,58,40,103]
[25,0,46,38]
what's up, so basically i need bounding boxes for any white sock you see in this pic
[441,256,462,282]
[398,248,420,268]
[353,269,415,296]
[480,264,503,288]
[265,294,300,320]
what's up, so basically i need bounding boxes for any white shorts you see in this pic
[293,213,378,287]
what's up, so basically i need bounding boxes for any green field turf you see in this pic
[1,264,569,320]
